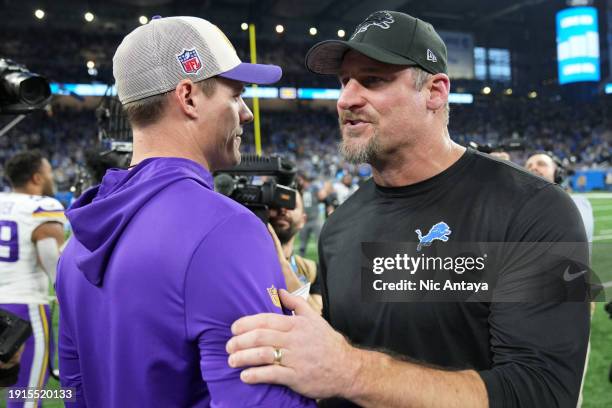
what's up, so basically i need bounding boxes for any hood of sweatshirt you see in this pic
[66,157,213,286]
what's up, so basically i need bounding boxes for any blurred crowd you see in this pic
[0,28,335,88]
[0,95,610,207]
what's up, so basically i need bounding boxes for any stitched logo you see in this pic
[350,11,395,40]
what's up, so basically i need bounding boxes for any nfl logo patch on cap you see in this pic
[177,49,203,74]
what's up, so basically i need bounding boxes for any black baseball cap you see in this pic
[306,11,447,76]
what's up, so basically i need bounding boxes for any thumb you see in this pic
[279,289,316,317]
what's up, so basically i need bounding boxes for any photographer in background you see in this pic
[269,190,323,313]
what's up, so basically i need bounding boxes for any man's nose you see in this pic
[337,79,366,111]
[239,98,254,124]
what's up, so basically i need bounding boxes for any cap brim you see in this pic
[305,40,418,75]
[218,63,282,85]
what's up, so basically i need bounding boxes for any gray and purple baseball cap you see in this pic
[113,16,282,104]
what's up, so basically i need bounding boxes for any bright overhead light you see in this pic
[139,16,148,25]
[275,24,284,34]
[86,60,95,69]
[309,27,317,36]
[482,86,491,95]
[34,9,45,20]
[241,22,248,31]
[337,29,346,38]
[504,88,513,95]
[84,12,95,22]
[528,91,538,99]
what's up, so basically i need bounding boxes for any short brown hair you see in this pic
[123,78,217,128]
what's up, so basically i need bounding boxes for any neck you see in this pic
[371,128,465,187]
[14,185,40,196]
[130,122,211,171]
[282,236,295,260]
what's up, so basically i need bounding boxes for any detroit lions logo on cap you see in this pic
[177,48,202,74]
[350,11,395,40]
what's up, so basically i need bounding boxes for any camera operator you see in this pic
[269,190,323,313]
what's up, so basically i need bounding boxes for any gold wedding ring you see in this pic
[273,348,283,365]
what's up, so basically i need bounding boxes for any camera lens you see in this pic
[19,76,51,105]
[3,72,50,105]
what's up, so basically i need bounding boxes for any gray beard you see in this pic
[339,132,382,165]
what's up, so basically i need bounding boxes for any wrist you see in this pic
[339,344,369,400]
[341,348,395,403]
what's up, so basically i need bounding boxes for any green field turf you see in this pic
[582,193,612,408]
[3,194,612,407]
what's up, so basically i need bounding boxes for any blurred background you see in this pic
[0,0,611,406]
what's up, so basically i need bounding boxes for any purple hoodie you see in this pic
[56,157,315,407]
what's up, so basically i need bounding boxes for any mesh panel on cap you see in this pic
[114,17,234,104]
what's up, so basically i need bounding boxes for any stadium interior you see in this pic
[0,0,611,406]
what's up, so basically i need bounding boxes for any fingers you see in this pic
[231,313,294,336]
[279,289,318,318]
[226,328,288,354]
[228,346,287,368]
[240,364,295,386]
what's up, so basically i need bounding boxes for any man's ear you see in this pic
[31,172,43,187]
[173,79,199,119]
[426,73,450,112]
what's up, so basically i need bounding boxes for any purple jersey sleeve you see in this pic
[184,212,316,407]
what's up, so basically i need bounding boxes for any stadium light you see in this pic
[86,60,95,69]
[482,86,491,95]
[139,16,148,25]
[34,9,45,20]
[241,22,248,31]
[504,88,513,95]
[337,29,346,38]
[84,12,95,22]
[309,27,317,36]
[275,24,284,34]
[528,91,538,99]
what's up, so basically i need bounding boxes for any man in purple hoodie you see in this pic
[56,16,315,407]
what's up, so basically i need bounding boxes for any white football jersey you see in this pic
[0,192,66,304]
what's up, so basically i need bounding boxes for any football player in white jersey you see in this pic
[0,151,65,407]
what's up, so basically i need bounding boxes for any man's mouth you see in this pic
[342,119,371,132]
[343,118,369,125]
